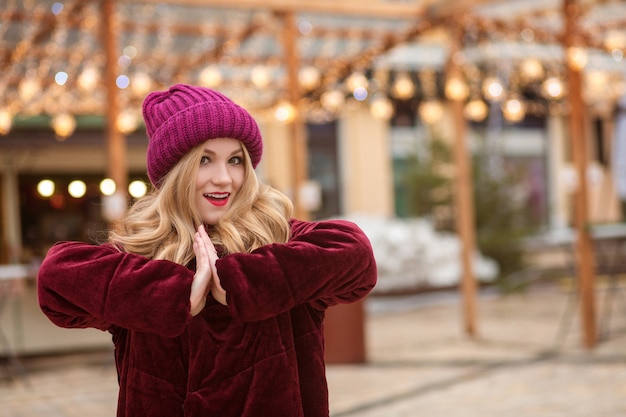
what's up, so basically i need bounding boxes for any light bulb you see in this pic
[100,178,117,196]
[274,101,296,123]
[37,179,55,198]
[445,76,469,101]
[68,180,87,198]
[0,108,12,135]
[321,90,345,112]
[129,180,148,198]
[482,77,504,101]
[502,97,526,122]
[391,73,415,100]
[542,77,564,99]
[418,100,443,125]
[51,113,76,138]
[199,65,222,88]
[370,95,394,120]
[464,99,488,122]
[298,66,321,91]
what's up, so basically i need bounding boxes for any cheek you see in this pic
[233,172,245,193]
[194,173,207,203]
[195,169,210,189]
[193,192,204,214]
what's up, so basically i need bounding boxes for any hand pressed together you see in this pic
[190,225,227,316]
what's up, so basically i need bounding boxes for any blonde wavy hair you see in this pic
[108,141,293,266]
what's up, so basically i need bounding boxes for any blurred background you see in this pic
[1,0,626,415]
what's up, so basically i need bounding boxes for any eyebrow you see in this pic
[202,147,244,157]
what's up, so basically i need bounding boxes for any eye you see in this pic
[200,155,210,165]
[229,155,243,164]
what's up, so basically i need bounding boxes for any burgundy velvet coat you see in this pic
[37,219,377,417]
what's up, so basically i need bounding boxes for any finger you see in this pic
[197,228,221,293]
[193,232,208,260]
[198,225,219,260]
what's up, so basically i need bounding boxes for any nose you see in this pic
[210,162,232,185]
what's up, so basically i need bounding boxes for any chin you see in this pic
[201,213,224,226]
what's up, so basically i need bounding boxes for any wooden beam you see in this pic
[1,3,88,68]
[130,0,427,19]
[452,99,478,338]
[564,0,597,349]
[170,17,266,83]
[279,11,309,220]
[310,19,436,101]
[132,0,507,19]
[102,0,128,210]
[448,25,478,338]
[425,0,508,16]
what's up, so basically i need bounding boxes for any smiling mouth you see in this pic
[204,192,230,206]
[204,192,229,199]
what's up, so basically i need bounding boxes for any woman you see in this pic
[37,84,377,417]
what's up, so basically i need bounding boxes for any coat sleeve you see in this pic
[216,219,377,322]
[37,241,194,338]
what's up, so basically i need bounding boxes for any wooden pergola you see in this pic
[3,0,626,349]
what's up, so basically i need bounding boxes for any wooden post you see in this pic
[281,11,365,363]
[452,101,478,337]
[280,11,309,220]
[1,164,22,263]
[564,0,597,349]
[102,0,128,207]
[448,27,478,338]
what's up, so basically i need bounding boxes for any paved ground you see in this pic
[1,282,625,417]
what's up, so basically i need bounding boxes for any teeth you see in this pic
[205,193,227,199]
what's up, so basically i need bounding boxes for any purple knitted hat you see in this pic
[142,84,263,187]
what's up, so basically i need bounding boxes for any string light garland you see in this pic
[0,1,624,133]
